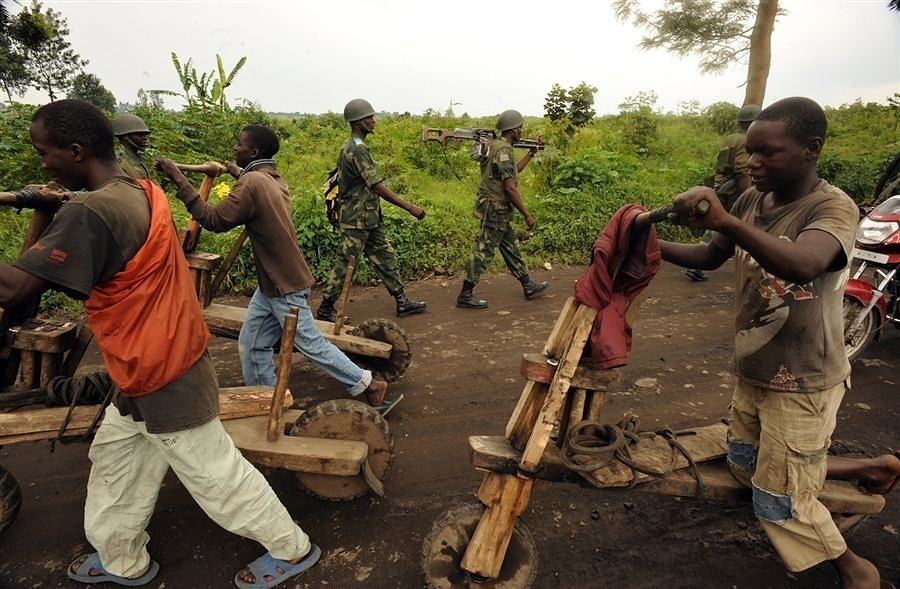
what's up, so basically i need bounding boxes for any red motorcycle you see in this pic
[843,194,900,361]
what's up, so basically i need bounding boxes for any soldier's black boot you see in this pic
[520,276,549,300]
[456,281,487,309]
[394,291,427,317]
[316,297,337,322]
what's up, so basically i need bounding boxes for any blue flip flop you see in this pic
[235,544,321,589]
[67,552,159,586]
[379,393,404,417]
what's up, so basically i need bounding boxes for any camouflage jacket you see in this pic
[713,132,750,202]
[337,135,383,229]
[474,138,517,226]
[116,142,152,181]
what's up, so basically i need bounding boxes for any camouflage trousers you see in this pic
[465,222,529,285]
[322,225,405,301]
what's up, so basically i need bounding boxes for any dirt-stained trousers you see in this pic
[83,404,310,578]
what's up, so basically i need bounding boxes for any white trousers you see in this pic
[84,404,309,578]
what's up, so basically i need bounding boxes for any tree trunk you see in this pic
[743,0,778,107]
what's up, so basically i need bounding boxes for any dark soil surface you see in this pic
[1,263,898,588]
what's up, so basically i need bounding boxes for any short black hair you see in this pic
[241,124,280,159]
[31,99,116,161]
[756,97,827,145]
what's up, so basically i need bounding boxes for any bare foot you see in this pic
[834,550,884,589]
[364,378,388,408]
[860,453,900,495]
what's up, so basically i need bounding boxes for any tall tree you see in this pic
[613,0,780,107]
[68,73,116,112]
[0,0,53,101]
[20,1,87,100]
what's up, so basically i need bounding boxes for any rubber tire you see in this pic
[288,399,393,501]
[0,464,22,535]
[348,318,412,383]
[422,502,538,589]
[843,295,879,362]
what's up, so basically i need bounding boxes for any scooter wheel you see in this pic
[843,295,879,362]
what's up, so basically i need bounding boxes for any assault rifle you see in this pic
[421,127,544,161]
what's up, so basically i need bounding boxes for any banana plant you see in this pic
[210,54,247,111]
[154,52,247,112]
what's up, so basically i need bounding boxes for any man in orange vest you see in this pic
[0,100,319,588]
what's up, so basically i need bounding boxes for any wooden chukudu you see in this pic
[421,200,887,589]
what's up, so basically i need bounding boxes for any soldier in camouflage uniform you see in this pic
[457,109,548,309]
[111,113,153,181]
[316,99,427,321]
[686,104,760,282]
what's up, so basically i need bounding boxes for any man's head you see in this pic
[111,113,151,151]
[497,109,525,142]
[30,99,117,190]
[745,97,826,194]
[234,124,279,168]
[344,98,377,136]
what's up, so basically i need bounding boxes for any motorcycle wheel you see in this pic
[843,295,879,362]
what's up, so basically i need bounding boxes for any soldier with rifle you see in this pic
[316,98,428,322]
[686,104,760,282]
[111,113,153,181]
[456,109,548,309]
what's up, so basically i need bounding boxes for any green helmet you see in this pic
[343,98,376,123]
[497,109,525,132]
[737,104,761,123]
[111,113,150,136]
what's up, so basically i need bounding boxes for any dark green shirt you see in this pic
[337,135,383,229]
[475,138,517,227]
[116,142,152,181]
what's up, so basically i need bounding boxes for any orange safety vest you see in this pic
[85,179,209,397]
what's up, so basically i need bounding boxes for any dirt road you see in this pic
[1,264,897,588]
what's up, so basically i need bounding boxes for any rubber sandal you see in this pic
[379,394,404,417]
[235,544,321,589]
[67,553,159,586]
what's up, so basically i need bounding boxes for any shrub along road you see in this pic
[1,263,897,588]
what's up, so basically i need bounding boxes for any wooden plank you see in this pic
[543,297,579,359]
[504,380,549,450]
[268,308,298,442]
[203,303,392,359]
[0,386,292,441]
[39,353,61,388]
[8,320,78,353]
[461,472,535,580]
[61,323,93,377]
[209,229,248,300]
[585,389,606,423]
[519,305,597,472]
[640,461,886,515]
[184,252,223,272]
[519,353,621,391]
[18,350,38,389]
[470,435,571,482]
[224,415,367,476]
[332,255,358,336]
[562,388,587,445]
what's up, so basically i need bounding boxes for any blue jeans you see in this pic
[239,288,370,395]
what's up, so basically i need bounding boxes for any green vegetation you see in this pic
[1,97,898,313]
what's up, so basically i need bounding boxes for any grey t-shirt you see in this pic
[712,180,859,392]
[15,177,219,433]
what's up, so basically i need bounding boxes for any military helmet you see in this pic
[343,98,376,123]
[737,104,761,123]
[497,109,525,132]
[111,113,150,136]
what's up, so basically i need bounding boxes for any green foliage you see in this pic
[542,82,598,130]
[155,53,247,112]
[703,101,740,135]
[19,1,87,100]
[68,73,116,113]
[1,96,897,302]
[0,0,54,101]
[544,83,567,122]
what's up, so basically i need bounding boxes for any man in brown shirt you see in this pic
[156,125,392,410]
[649,97,899,588]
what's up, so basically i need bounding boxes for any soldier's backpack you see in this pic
[324,167,341,228]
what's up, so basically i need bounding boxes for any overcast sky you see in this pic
[18,0,900,115]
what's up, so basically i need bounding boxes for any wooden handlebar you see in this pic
[175,161,227,177]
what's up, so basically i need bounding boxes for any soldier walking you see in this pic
[111,113,153,181]
[457,109,548,309]
[316,98,427,322]
[686,104,759,281]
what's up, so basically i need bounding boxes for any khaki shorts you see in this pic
[727,379,848,572]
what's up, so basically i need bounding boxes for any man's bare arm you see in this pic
[0,264,50,309]
[503,178,535,229]
[659,240,733,270]
[373,182,425,220]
